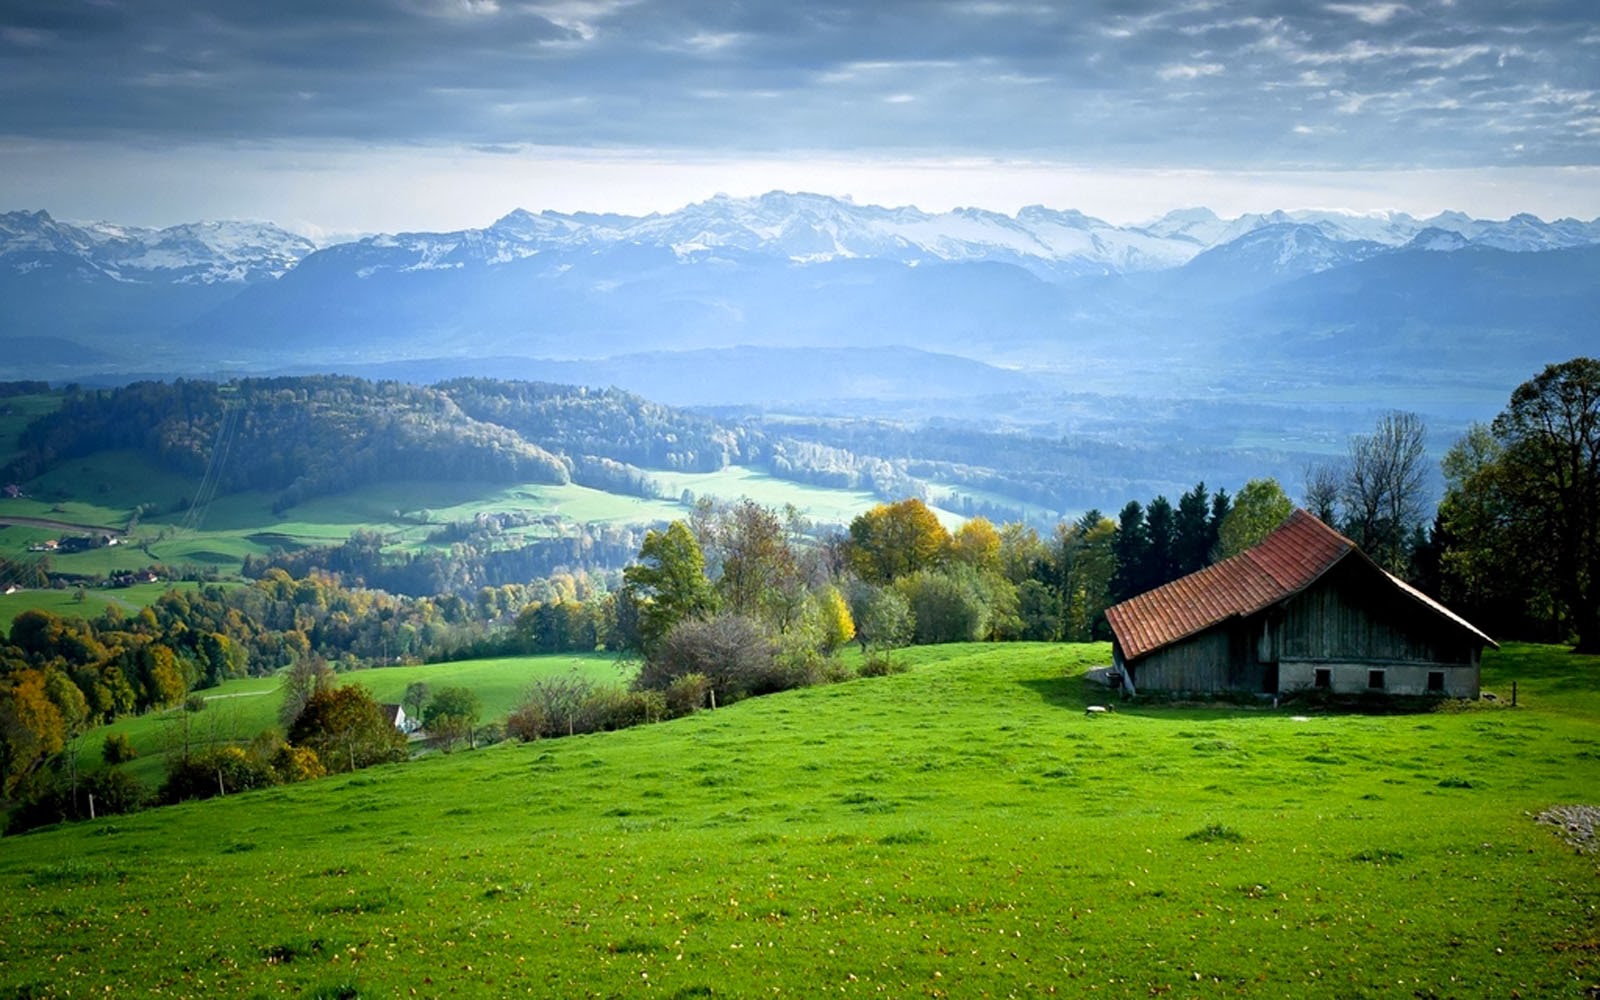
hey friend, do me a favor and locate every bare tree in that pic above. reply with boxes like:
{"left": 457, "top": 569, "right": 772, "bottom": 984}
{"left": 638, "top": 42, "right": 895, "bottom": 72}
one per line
{"left": 1302, "top": 461, "right": 1344, "bottom": 525}
{"left": 1341, "top": 411, "right": 1428, "bottom": 572}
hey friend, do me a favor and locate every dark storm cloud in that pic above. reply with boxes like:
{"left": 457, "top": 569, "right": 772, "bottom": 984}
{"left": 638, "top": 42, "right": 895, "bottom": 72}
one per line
{"left": 1, "top": 0, "right": 1595, "bottom": 168}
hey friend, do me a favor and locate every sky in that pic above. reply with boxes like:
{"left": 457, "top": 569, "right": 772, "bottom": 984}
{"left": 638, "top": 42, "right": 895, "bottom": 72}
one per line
{"left": 2, "top": 0, "right": 1598, "bottom": 236}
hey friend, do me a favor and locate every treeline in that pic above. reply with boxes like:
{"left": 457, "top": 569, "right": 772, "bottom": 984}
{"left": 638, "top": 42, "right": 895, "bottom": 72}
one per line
{"left": 439, "top": 378, "right": 753, "bottom": 473}
{"left": 4, "top": 377, "right": 570, "bottom": 511}
{"left": 242, "top": 524, "right": 638, "bottom": 597}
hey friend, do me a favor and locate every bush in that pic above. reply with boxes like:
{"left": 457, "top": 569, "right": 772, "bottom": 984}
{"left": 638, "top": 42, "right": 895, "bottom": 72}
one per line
{"left": 662, "top": 672, "right": 712, "bottom": 717}
{"left": 4, "top": 768, "right": 150, "bottom": 835}
{"left": 507, "top": 677, "right": 663, "bottom": 740}
{"left": 270, "top": 743, "right": 325, "bottom": 783}
{"left": 859, "top": 653, "right": 909, "bottom": 677}
{"left": 101, "top": 731, "right": 137, "bottom": 765}
{"left": 160, "top": 746, "right": 278, "bottom": 804}
{"left": 635, "top": 613, "right": 798, "bottom": 704}
{"left": 82, "top": 768, "right": 149, "bottom": 817}
{"left": 184, "top": 693, "right": 208, "bottom": 713}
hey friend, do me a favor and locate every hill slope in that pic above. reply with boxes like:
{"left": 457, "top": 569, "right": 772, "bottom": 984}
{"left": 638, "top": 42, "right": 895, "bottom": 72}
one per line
{"left": 0, "top": 642, "right": 1594, "bottom": 997}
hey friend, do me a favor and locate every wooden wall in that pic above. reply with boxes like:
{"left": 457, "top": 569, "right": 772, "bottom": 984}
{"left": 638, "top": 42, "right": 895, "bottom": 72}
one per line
{"left": 1278, "top": 561, "right": 1474, "bottom": 666}
{"left": 1127, "top": 557, "right": 1482, "bottom": 695}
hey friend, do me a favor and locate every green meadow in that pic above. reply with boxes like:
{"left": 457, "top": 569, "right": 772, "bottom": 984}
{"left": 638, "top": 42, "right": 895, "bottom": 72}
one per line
{"left": 70, "top": 653, "right": 628, "bottom": 789}
{"left": 3, "top": 456, "right": 948, "bottom": 583}
{"left": 1, "top": 642, "right": 1596, "bottom": 998}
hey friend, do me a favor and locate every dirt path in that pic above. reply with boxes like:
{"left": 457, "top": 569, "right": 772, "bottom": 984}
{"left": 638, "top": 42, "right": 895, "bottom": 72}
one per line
{"left": 0, "top": 515, "right": 123, "bottom": 537}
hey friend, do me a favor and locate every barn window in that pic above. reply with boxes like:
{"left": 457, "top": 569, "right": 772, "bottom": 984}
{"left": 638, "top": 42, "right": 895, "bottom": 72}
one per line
{"left": 1314, "top": 668, "right": 1331, "bottom": 689}
{"left": 1367, "top": 669, "right": 1385, "bottom": 690}
{"left": 1427, "top": 671, "right": 1445, "bottom": 693}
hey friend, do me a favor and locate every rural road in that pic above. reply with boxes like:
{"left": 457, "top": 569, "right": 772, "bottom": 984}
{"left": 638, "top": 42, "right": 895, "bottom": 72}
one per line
{"left": 0, "top": 515, "right": 122, "bottom": 536}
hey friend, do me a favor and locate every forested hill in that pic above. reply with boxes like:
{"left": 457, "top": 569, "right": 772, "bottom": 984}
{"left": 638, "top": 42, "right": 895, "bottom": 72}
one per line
{"left": 437, "top": 378, "right": 753, "bottom": 472}
{"left": 3, "top": 377, "right": 572, "bottom": 510}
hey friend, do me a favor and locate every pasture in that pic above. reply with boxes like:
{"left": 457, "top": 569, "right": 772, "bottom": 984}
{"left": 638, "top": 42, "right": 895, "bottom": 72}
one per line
{"left": 1, "top": 642, "right": 1596, "bottom": 997}
{"left": 2, "top": 453, "right": 938, "bottom": 581}
{"left": 70, "top": 652, "right": 628, "bottom": 788}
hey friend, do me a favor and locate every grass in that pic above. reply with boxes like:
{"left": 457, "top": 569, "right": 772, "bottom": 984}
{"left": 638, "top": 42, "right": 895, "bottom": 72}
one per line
{"left": 1, "top": 641, "right": 1596, "bottom": 997}
{"left": 69, "top": 652, "right": 630, "bottom": 788}
{"left": 4, "top": 459, "right": 935, "bottom": 581}
{"left": 0, "top": 581, "right": 234, "bottom": 632}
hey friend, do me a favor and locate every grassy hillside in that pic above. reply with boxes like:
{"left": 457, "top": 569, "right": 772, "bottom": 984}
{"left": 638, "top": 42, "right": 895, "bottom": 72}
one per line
{"left": 70, "top": 652, "right": 627, "bottom": 789}
{"left": 1, "top": 642, "right": 1596, "bottom": 997}
{"left": 2, "top": 459, "right": 939, "bottom": 585}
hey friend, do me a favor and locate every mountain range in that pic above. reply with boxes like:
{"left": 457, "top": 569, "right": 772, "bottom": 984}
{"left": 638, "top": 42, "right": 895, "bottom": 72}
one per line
{"left": 2, "top": 193, "right": 1596, "bottom": 404}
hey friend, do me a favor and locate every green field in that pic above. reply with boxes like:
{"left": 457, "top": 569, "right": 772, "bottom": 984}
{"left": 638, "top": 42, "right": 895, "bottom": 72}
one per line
{"left": 2, "top": 642, "right": 1596, "bottom": 997}
{"left": 0, "top": 581, "right": 235, "bottom": 632}
{"left": 3, "top": 456, "right": 949, "bottom": 585}
{"left": 70, "top": 652, "right": 629, "bottom": 788}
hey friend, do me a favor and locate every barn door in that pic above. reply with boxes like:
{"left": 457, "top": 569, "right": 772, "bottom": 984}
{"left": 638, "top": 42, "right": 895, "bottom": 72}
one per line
{"left": 1262, "top": 663, "right": 1279, "bottom": 694}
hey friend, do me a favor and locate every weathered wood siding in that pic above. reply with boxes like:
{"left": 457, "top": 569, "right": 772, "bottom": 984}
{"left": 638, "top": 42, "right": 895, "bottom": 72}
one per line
{"left": 1277, "top": 561, "right": 1473, "bottom": 666}
{"left": 1128, "top": 620, "right": 1271, "bottom": 693}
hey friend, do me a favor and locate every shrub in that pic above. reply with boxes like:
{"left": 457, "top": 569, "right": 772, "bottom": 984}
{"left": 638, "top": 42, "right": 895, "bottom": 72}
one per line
{"left": 635, "top": 613, "right": 797, "bottom": 703}
{"left": 4, "top": 768, "right": 150, "bottom": 834}
{"left": 270, "top": 743, "right": 326, "bottom": 783}
{"left": 101, "top": 731, "right": 137, "bottom": 765}
{"left": 509, "top": 673, "right": 597, "bottom": 740}
{"left": 81, "top": 768, "right": 149, "bottom": 817}
{"left": 662, "top": 672, "right": 712, "bottom": 717}
{"left": 184, "top": 693, "right": 208, "bottom": 713}
{"left": 160, "top": 745, "right": 278, "bottom": 804}
{"left": 859, "top": 652, "right": 909, "bottom": 677}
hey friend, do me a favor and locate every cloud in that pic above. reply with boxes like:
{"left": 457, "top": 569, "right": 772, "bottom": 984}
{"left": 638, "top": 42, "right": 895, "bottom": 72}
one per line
{"left": 1158, "top": 62, "right": 1225, "bottom": 81}
{"left": 0, "top": 0, "right": 1595, "bottom": 184}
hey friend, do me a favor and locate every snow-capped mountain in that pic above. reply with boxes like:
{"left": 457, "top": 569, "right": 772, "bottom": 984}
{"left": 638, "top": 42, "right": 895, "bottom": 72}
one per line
{"left": 4, "top": 196, "right": 1597, "bottom": 290}
{"left": 0, "top": 210, "right": 316, "bottom": 285}
{"left": 2, "top": 193, "right": 1596, "bottom": 383}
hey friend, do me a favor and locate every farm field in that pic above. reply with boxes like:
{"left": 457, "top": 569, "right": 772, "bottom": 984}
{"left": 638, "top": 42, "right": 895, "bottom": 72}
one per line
{"left": 1, "top": 642, "right": 1596, "bottom": 997}
{"left": 0, "top": 581, "right": 234, "bottom": 632}
{"left": 70, "top": 652, "right": 628, "bottom": 789}
{"left": 3, "top": 456, "right": 940, "bottom": 582}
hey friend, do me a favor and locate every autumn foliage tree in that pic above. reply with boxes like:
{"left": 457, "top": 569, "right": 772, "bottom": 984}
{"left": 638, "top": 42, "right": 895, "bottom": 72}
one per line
{"left": 287, "top": 685, "right": 406, "bottom": 774}
{"left": 846, "top": 498, "right": 951, "bottom": 584}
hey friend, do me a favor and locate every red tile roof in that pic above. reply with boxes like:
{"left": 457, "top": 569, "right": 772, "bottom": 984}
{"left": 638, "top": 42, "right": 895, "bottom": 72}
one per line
{"left": 1105, "top": 508, "right": 1494, "bottom": 661}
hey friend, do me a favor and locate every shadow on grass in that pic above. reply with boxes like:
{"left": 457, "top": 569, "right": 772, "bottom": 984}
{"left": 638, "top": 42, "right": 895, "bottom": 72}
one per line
{"left": 1482, "top": 643, "right": 1600, "bottom": 699}
{"left": 1018, "top": 674, "right": 1485, "bottom": 718}
{"left": 1016, "top": 675, "right": 1091, "bottom": 711}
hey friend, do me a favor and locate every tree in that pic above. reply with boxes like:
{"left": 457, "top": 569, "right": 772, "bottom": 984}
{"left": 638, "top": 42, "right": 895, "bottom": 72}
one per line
{"left": 1302, "top": 461, "right": 1343, "bottom": 526}
{"left": 702, "top": 500, "right": 803, "bottom": 630}
{"left": 621, "top": 521, "right": 718, "bottom": 655}
{"left": 1217, "top": 478, "right": 1293, "bottom": 558}
{"left": 402, "top": 681, "right": 430, "bottom": 722}
{"left": 845, "top": 580, "right": 914, "bottom": 654}
{"left": 896, "top": 568, "right": 990, "bottom": 645}
{"left": 950, "top": 517, "right": 1002, "bottom": 575}
{"left": 1109, "top": 501, "right": 1150, "bottom": 601}
{"left": 277, "top": 654, "right": 336, "bottom": 729}
{"left": 1341, "top": 411, "right": 1429, "bottom": 573}
{"left": 814, "top": 585, "right": 855, "bottom": 653}
{"left": 1144, "top": 495, "right": 1177, "bottom": 587}
{"left": 1442, "top": 358, "right": 1600, "bottom": 650}
{"left": 1172, "top": 483, "right": 1214, "bottom": 576}
{"left": 846, "top": 499, "right": 951, "bottom": 584}
{"left": 635, "top": 613, "right": 785, "bottom": 703}
{"left": 422, "top": 686, "right": 480, "bottom": 752}
{"left": 1054, "top": 511, "right": 1116, "bottom": 641}
{"left": 0, "top": 669, "right": 66, "bottom": 796}
{"left": 287, "top": 684, "right": 407, "bottom": 773}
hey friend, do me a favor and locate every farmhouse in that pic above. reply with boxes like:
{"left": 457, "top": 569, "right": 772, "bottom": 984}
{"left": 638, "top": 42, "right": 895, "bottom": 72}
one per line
{"left": 1104, "top": 509, "right": 1495, "bottom": 698}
